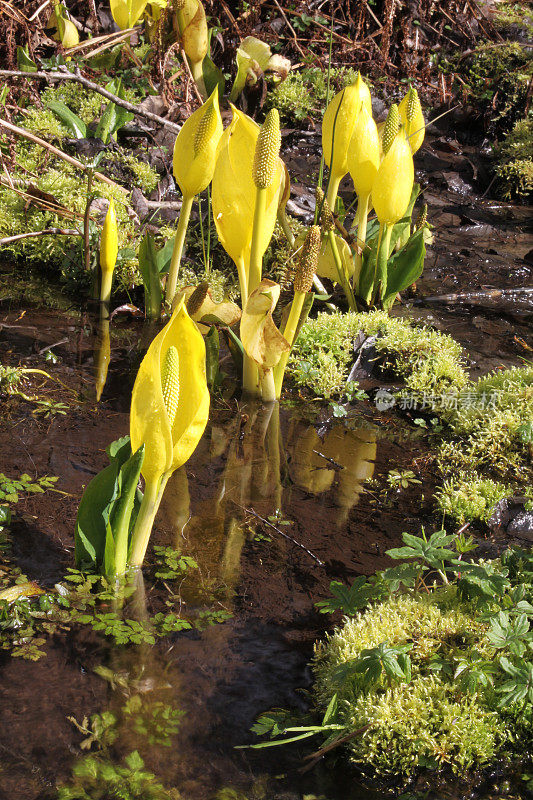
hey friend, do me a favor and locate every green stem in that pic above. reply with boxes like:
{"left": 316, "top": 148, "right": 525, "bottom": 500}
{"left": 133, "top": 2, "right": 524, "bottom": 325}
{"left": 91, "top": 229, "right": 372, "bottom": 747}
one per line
{"left": 236, "top": 256, "right": 248, "bottom": 303}
{"left": 373, "top": 223, "right": 392, "bottom": 307}
{"left": 248, "top": 186, "right": 267, "bottom": 296}
{"left": 353, "top": 193, "right": 369, "bottom": 293}
{"left": 128, "top": 473, "right": 170, "bottom": 569}
{"left": 273, "top": 290, "right": 305, "bottom": 399}
{"left": 190, "top": 60, "right": 207, "bottom": 100}
{"left": 328, "top": 230, "right": 356, "bottom": 311}
{"left": 99, "top": 269, "right": 113, "bottom": 319}
{"left": 165, "top": 194, "right": 194, "bottom": 307}
{"left": 277, "top": 208, "right": 295, "bottom": 248}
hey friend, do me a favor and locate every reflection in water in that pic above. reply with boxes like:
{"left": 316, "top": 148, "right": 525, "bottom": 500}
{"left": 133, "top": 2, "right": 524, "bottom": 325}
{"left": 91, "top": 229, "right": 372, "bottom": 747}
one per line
{"left": 94, "top": 317, "right": 110, "bottom": 402}
{"left": 287, "top": 422, "right": 377, "bottom": 525}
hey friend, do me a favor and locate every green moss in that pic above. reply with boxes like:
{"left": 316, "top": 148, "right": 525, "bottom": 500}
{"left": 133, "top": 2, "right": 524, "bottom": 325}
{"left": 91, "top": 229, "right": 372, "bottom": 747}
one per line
{"left": 313, "top": 595, "right": 503, "bottom": 776}
{"left": 493, "top": 0, "right": 533, "bottom": 38}
{"left": 267, "top": 67, "right": 365, "bottom": 122}
{"left": 437, "top": 366, "right": 533, "bottom": 483}
{"left": 0, "top": 138, "right": 138, "bottom": 291}
{"left": 289, "top": 311, "right": 467, "bottom": 399}
{"left": 116, "top": 151, "right": 160, "bottom": 193}
{"left": 435, "top": 476, "right": 512, "bottom": 524}
{"left": 495, "top": 118, "right": 533, "bottom": 199}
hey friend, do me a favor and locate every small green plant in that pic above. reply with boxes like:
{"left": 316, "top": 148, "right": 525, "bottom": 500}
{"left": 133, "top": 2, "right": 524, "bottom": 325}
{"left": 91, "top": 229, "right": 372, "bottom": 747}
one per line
{"left": 387, "top": 469, "right": 422, "bottom": 490}
{"left": 247, "top": 529, "right": 533, "bottom": 780}
{"left": 57, "top": 751, "right": 173, "bottom": 800}
{"left": 435, "top": 476, "right": 512, "bottom": 523}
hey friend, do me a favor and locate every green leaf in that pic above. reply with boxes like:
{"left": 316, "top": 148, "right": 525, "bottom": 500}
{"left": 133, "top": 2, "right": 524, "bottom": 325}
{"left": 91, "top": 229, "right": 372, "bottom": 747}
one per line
{"left": 138, "top": 234, "right": 163, "bottom": 320}
{"left": 16, "top": 45, "right": 38, "bottom": 73}
{"left": 205, "top": 325, "right": 220, "bottom": 391}
{"left": 75, "top": 438, "right": 143, "bottom": 573}
{"left": 46, "top": 100, "right": 87, "bottom": 139}
{"left": 315, "top": 576, "right": 377, "bottom": 615}
{"left": 202, "top": 53, "right": 225, "bottom": 97}
{"left": 382, "top": 228, "right": 426, "bottom": 311}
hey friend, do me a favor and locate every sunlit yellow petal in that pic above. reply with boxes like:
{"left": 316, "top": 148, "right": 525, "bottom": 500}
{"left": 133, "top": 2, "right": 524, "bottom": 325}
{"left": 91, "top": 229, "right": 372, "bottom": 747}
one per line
{"left": 347, "top": 103, "right": 380, "bottom": 199}
{"left": 322, "top": 74, "right": 372, "bottom": 180}
{"left": 372, "top": 133, "right": 414, "bottom": 225}
{"left": 173, "top": 86, "right": 223, "bottom": 197}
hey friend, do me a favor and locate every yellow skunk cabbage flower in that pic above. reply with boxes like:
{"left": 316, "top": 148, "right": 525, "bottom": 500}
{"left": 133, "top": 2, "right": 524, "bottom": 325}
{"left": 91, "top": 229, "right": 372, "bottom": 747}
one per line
{"left": 175, "top": 0, "right": 208, "bottom": 96}
{"left": 372, "top": 133, "right": 414, "bottom": 226}
{"left": 173, "top": 86, "right": 223, "bottom": 198}
{"left": 129, "top": 296, "right": 210, "bottom": 567}
{"left": 322, "top": 73, "right": 372, "bottom": 207}
{"left": 165, "top": 87, "right": 223, "bottom": 306}
{"left": 130, "top": 296, "right": 209, "bottom": 485}
{"left": 110, "top": 0, "right": 148, "bottom": 28}
{"left": 347, "top": 102, "right": 380, "bottom": 199}
{"left": 47, "top": 4, "right": 80, "bottom": 47}
{"left": 398, "top": 87, "right": 425, "bottom": 154}
{"left": 99, "top": 199, "right": 119, "bottom": 313}
{"left": 212, "top": 107, "right": 283, "bottom": 300}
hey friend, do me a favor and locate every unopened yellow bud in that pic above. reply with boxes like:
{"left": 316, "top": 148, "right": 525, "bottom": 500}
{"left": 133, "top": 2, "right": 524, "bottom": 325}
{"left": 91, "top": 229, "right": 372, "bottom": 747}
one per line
{"left": 294, "top": 226, "right": 320, "bottom": 293}
{"left": 322, "top": 73, "right": 372, "bottom": 182}
{"left": 382, "top": 104, "right": 399, "bottom": 155}
{"left": 161, "top": 345, "right": 180, "bottom": 428}
{"left": 372, "top": 135, "right": 414, "bottom": 226}
{"left": 100, "top": 199, "right": 118, "bottom": 274}
{"left": 253, "top": 109, "right": 281, "bottom": 189}
{"left": 347, "top": 102, "right": 380, "bottom": 199}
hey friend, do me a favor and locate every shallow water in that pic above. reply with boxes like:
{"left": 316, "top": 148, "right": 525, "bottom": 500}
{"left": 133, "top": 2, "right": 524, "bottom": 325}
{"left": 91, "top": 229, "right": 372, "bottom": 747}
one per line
{"left": 0, "top": 119, "right": 531, "bottom": 798}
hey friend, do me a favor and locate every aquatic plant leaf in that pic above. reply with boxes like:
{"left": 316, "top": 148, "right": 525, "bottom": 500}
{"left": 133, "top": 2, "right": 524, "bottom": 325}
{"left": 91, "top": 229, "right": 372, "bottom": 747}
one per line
{"left": 75, "top": 438, "right": 144, "bottom": 571}
{"left": 130, "top": 297, "right": 210, "bottom": 484}
{"left": 240, "top": 280, "right": 289, "bottom": 369}
{"left": 230, "top": 36, "right": 271, "bottom": 101}
{"left": 382, "top": 228, "right": 426, "bottom": 310}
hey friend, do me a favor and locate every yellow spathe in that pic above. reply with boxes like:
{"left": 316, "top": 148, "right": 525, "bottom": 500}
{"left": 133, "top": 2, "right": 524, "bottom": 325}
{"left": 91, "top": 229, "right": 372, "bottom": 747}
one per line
{"left": 372, "top": 133, "right": 414, "bottom": 225}
{"left": 130, "top": 297, "right": 210, "bottom": 484}
{"left": 172, "top": 86, "right": 223, "bottom": 198}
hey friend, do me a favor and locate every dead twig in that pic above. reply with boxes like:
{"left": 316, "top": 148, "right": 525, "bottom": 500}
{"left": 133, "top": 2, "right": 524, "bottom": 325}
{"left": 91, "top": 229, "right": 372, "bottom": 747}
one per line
{"left": 238, "top": 504, "right": 325, "bottom": 567}
{"left": 0, "top": 69, "right": 181, "bottom": 133}
{"left": 0, "top": 228, "right": 80, "bottom": 245}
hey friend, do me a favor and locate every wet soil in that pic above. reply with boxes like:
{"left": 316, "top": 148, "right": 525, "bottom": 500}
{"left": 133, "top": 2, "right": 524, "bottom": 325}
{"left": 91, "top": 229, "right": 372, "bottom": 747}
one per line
{"left": 0, "top": 119, "right": 531, "bottom": 799}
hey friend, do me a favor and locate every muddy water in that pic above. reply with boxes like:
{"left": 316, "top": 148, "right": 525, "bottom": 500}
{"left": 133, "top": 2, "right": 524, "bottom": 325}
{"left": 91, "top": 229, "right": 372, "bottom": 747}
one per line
{"left": 0, "top": 123, "right": 531, "bottom": 799}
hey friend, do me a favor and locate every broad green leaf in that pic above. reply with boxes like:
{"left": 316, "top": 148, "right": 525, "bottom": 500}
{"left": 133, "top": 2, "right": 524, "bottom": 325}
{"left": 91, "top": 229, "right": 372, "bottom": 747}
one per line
{"left": 47, "top": 100, "right": 87, "bottom": 139}
{"left": 382, "top": 228, "right": 426, "bottom": 311}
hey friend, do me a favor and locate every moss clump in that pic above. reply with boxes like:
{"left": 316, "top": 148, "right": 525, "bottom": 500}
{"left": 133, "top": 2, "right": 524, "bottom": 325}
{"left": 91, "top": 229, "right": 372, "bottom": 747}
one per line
{"left": 445, "top": 43, "right": 532, "bottom": 132}
{"left": 313, "top": 595, "right": 503, "bottom": 776}
{"left": 267, "top": 67, "right": 364, "bottom": 122}
{"left": 0, "top": 139, "right": 137, "bottom": 290}
{"left": 495, "top": 118, "right": 533, "bottom": 199}
{"left": 289, "top": 310, "right": 467, "bottom": 400}
{"left": 115, "top": 151, "right": 160, "bottom": 193}
{"left": 438, "top": 366, "right": 533, "bottom": 484}
{"left": 435, "top": 476, "right": 512, "bottom": 523}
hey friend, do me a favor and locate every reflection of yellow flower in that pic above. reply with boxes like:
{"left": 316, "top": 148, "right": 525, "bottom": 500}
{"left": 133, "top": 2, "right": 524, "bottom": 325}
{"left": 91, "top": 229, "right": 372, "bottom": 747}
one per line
{"left": 110, "top": 0, "right": 148, "bottom": 28}
{"left": 372, "top": 134, "right": 414, "bottom": 226}
{"left": 173, "top": 86, "right": 223, "bottom": 198}
{"left": 212, "top": 107, "right": 282, "bottom": 299}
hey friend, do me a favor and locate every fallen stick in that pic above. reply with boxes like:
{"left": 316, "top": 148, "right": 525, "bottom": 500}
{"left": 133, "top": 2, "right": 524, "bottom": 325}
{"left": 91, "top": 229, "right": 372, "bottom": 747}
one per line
{"left": 0, "top": 117, "right": 128, "bottom": 194}
{"left": 238, "top": 504, "right": 325, "bottom": 566}
{"left": 0, "top": 228, "right": 80, "bottom": 245}
{"left": 0, "top": 69, "right": 181, "bottom": 133}
{"left": 419, "top": 287, "right": 533, "bottom": 304}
